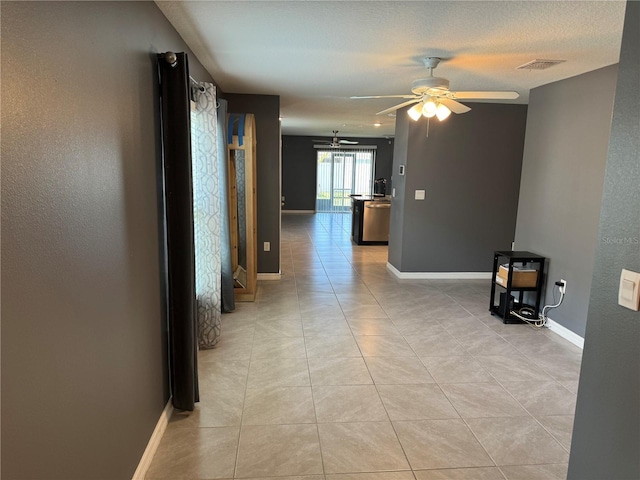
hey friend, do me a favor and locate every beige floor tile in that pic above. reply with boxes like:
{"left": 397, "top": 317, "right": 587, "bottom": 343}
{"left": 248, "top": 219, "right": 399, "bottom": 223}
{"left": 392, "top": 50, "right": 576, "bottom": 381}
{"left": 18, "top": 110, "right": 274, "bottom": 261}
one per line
{"left": 336, "top": 292, "right": 379, "bottom": 306}
{"left": 455, "top": 333, "right": 519, "bottom": 356}
{"left": 145, "top": 426, "right": 239, "bottom": 479}
{"left": 473, "top": 355, "right": 554, "bottom": 383}
{"left": 242, "top": 476, "right": 324, "bottom": 480}
{"left": 247, "top": 357, "right": 311, "bottom": 388}
{"left": 302, "top": 318, "right": 352, "bottom": 336}
{"left": 500, "top": 381, "right": 576, "bottom": 417}
{"left": 530, "top": 352, "right": 583, "bottom": 382}
{"left": 499, "top": 463, "right": 568, "bottom": 480}
{"left": 440, "top": 317, "right": 492, "bottom": 337}
{"left": 439, "top": 382, "right": 528, "bottom": 418}
{"left": 318, "top": 422, "right": 410, "bottom": 473}
{"left": 242, "top": 386, "right": 316, "bottom": 425}
{"left": 308, "top": 357, "right": 373, "bottom": 385}
{"left": 313, "top": 385, "right": 388, "bottom": 422}
{"left": 405, "top": 332, "right": 466, "bottom": 357}
{"left": 365, "top": 356, "right": 435, "bottom": 385}
{"left": 198, "top": 339, "right": 253, "bottom": 361}
{"left": 390, "top": 317, "right": 444, "bottom": 336}
{"left": 377, "top": 384, "right": 459, "bottom": 421}
{"left": 537, "top": 414, "right": 574, "bottom": 450}
{"left": 326, "top": 474, "right": 413, "bottom": 480}
{"left": 300, "top": 302, "right": 345, "bottom": 318}
{"left": 341, "top": 304, "right": 389, "bottom": 319}
{"left": 466, "top": 417, "right": 569, "bottom": 466}
{"left": 347, "top": 318, "right": 400, "bottom": 336}
{"left": 236, "top": 424, "right": 323, "bottom": 477}
{"left": 170, "top": 388, "right": 245, "bottom": 428}
{"left": 421, "top": 356, "right": 494, "bottom": 384}
{"left": 199, "top": 359, "right": 250, "bottom": 391}
{"left": 305, "top": 335, "right": 361, "bottom": 357}
{"left": 393, "top": 419, "right": 494, "bottom": 470}
{"left": 354, "top": 334, "right": 416, "bottom": 357}
{"left": 254, "top": 318, "right": 304, "bottom": 338}
{"left": 413, "top": 467, "right": 505, "bottom": 479}
{"left": 251, "top": 336, "right": 308, "bottom": 358}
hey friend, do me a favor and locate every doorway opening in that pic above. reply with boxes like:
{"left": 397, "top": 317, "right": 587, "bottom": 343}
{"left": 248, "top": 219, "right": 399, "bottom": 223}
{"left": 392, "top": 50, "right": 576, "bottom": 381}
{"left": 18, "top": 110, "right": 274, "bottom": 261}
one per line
{"left": 315, "top": 148, "right": 376, "bottom": 213}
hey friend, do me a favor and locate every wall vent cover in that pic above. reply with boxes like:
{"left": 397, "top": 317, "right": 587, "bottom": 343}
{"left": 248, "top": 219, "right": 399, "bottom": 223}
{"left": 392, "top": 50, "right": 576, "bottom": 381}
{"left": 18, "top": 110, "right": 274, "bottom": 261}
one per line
{"left": 516, "top": 59, "right": 566, "bottom": 70}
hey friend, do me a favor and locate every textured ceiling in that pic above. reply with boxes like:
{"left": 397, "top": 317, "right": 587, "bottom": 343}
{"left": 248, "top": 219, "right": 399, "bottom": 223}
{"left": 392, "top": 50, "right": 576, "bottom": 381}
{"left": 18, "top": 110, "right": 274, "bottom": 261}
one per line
{"left": 156, "top": 1, "right": 625, "bottom": 138}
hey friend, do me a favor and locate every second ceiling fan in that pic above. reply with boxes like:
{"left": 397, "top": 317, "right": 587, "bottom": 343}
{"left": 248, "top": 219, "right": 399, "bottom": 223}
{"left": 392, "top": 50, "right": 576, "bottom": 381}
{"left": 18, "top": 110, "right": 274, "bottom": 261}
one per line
{"left": 351, "top": 57, "right": 519, "bottom": 121}
{"left": 313, "top": 130, "right": 359, "bottom": 148}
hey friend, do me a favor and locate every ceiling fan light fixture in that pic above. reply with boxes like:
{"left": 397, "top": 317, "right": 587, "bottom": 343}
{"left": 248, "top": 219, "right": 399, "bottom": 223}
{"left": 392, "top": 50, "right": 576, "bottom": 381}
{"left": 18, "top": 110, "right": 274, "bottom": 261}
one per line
{"left": 422, "top": 97, "right": 438, "bottom": 117}
{"left": 407, "top": 102, "right": 424, "bottom": 121}
{"left": 436, "top": 103, "right": 451, "bottom": 121}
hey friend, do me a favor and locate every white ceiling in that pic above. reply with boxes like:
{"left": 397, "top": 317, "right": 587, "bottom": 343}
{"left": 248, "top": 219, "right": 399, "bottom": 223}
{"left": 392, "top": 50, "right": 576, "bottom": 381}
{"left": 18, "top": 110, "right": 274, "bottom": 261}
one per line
{"left": 156, "top": 1, "right": 626, "bottom": 138}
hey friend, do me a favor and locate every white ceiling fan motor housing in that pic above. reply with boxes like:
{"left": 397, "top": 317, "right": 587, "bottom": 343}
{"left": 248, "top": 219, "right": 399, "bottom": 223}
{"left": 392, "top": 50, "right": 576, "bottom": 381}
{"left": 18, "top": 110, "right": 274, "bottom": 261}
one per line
{"left": 411, "top": 77, "right": 450, "bottom": 95}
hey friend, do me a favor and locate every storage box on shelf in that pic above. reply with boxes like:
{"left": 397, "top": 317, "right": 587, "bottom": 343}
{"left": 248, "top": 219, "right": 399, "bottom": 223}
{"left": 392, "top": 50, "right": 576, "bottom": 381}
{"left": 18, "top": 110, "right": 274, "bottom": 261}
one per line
{"left": 489, "top": 251, "right": 546, "bottom": 324}
{"left": 495, "top": 264, "right": 538, "bottom": 288}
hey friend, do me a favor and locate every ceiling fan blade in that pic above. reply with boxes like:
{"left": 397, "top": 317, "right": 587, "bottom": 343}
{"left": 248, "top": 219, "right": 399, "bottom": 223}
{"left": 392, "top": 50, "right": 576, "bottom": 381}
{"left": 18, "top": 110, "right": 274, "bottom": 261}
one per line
{"left": 437, "top": 97, "right": 471, "bottom": 114}
{"left": 351, "top": 94, "right": 420, "bottom": 100}
{"left": 339, "top": 140, "right": 359, "bottom": 144}
{"left": 376, "top": 99, "right": 420, "bottom": 116}
{"left": 451, "top": 91, "right": 519, "bottom": 100}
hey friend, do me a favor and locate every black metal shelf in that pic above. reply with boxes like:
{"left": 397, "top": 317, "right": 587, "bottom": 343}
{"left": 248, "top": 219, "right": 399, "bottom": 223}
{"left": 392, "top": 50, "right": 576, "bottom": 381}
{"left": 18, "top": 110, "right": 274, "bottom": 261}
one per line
{"left": 489, "top": 250, "right": 546, "bottom": 324}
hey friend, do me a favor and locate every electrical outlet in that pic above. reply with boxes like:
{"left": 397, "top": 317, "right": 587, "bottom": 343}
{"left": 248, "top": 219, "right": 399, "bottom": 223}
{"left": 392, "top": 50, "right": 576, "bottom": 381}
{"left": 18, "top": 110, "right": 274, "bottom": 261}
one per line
{"left": 560, "top": 279, "right": 567, "bottom": 294}
{"left": 264, "top": 241, "right": 270, "bottom": 252}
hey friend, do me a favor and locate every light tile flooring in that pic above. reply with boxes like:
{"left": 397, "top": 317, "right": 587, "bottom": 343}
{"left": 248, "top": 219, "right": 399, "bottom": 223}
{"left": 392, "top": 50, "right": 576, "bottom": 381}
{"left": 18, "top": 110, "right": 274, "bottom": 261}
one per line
{"left": 146, "top": 213, "right": 583, "bottom": 480}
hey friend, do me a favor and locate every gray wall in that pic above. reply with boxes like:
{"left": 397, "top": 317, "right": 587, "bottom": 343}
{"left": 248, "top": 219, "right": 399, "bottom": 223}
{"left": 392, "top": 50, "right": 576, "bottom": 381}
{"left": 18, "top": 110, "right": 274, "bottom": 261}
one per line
{"left": 389, "top": 103, "right": 527, "bottom": 272}
{"left": 1, "top": 2, "right": 213, "bottom": 478}
{"left": 514, "top": 65, "right": 618, "bottom": 337}
{"left": 226, "top": 94, "right": 281, "bottom": 274}
{"left": 281, "top": 135, "right": 395, "bottom": 211}
{"left": 569, "top": 2, "right": 640, "bottom": 478}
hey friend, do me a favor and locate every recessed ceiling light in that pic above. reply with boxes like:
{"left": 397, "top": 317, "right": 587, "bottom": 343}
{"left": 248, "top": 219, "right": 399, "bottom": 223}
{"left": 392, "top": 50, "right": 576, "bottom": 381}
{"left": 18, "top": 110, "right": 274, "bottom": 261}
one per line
{"left": 374, "top": 123, "right": 381, "bottom": 127}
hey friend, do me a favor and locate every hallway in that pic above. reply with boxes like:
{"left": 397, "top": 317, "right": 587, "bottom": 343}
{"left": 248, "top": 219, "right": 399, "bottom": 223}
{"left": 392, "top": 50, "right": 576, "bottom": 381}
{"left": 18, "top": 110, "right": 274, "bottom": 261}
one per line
{"left": 146, "top": 213, "right": 581, "bottom": 480}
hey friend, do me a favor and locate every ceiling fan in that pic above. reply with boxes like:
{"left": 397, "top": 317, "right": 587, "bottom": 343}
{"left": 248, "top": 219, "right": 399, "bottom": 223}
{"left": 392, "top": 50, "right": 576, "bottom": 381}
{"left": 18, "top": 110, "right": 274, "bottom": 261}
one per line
{"left": 351, "top": 57, "right": 519, "bottom": 122}
{"left": 313, "top": 130, "right": 359, "bottom": 148}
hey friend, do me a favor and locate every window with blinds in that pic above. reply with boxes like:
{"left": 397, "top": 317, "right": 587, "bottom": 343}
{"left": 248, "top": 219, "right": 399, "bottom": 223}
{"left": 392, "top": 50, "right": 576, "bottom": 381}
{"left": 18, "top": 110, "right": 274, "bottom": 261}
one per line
{"left": 315, "top": 147, "right": 376, "bottom": 213}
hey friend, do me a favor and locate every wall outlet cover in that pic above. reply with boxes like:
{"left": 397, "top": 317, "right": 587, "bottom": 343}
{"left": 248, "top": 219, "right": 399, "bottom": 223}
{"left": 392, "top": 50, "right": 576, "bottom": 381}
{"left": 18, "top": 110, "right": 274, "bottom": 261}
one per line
{"left": 415, "top": 190, "right": 426, "bottom": 200}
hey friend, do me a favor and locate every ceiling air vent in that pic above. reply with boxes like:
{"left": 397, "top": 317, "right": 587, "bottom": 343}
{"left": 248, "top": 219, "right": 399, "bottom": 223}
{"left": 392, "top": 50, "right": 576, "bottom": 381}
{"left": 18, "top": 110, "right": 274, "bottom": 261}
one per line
{"left": 516, "top": 59, "right": 566, "bottom": 71}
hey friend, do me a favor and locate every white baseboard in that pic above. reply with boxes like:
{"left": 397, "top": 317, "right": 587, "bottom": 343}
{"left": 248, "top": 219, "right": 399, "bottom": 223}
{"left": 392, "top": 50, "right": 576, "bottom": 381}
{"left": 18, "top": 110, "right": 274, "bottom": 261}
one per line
{"left": 387, "top": 263, "right": 492, "bottom": 280}
{"left": 546, "top": 317, "right": 584, "bottom": 349}
{"left": 257, "top": 272, "right": 282, "bottom": 281}
{"left": 282, "top": 210, "right": 315, "bottom": 214}
{"left": 131, "top": 398, "right": 173, "bottom": 480}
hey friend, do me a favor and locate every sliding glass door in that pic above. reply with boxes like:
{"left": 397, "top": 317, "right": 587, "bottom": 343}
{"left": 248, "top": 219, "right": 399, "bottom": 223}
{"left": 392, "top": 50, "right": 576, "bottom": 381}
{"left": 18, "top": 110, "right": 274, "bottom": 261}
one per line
{"left": 316, "top": 148, "right": 375, "bottom": 213}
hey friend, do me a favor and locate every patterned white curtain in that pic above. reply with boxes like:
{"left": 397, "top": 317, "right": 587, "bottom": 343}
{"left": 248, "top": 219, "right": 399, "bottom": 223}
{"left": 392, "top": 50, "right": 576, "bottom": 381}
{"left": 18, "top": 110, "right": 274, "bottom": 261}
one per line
{"left": 190, "top": 83, "right": 221, "bottom": 349}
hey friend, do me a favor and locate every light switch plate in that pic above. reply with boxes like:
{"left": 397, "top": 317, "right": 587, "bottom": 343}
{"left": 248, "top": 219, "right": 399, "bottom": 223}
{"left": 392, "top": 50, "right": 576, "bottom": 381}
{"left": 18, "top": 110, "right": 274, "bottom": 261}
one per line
{"left": 618, "top": 269, "right": 640, "bottom": 311}
{"left": 415, "top": 190, "right": 426, "bottom": 200}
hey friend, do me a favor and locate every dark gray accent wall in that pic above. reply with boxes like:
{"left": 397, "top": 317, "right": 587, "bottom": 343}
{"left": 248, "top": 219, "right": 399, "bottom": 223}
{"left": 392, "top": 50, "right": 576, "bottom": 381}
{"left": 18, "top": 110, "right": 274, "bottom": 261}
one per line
{"left": 226, "top": 94, "right": 281, "bottom": 273}
{"left": 514, "top": 65, "right": 618, "bottom": 337}
{"left": 1, "top": 2, "right": 213, "bottom": 479}
{"left": 388, "top": 117, "right": 410, "bottom": 269}
{"left": 281, "top": 135, "right": 395, "bottom": 211}
{"left": 388, "top": 104, "right": 527, "bottom": 272}
{"left": 568, "top": 2, "right": 640, "bottom": 478}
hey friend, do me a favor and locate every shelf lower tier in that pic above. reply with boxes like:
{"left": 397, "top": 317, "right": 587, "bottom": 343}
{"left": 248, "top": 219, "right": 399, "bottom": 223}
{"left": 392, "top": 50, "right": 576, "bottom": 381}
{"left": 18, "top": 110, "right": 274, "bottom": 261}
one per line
{"left": 489, "top": 303, "right": 539, "bottom": 324}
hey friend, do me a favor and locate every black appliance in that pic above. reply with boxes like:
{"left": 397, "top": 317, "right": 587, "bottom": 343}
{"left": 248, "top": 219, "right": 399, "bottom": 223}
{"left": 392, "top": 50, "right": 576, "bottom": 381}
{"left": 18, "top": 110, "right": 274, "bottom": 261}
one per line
{"left": 373, "top": 178, "right": 386, "bottom": 196}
